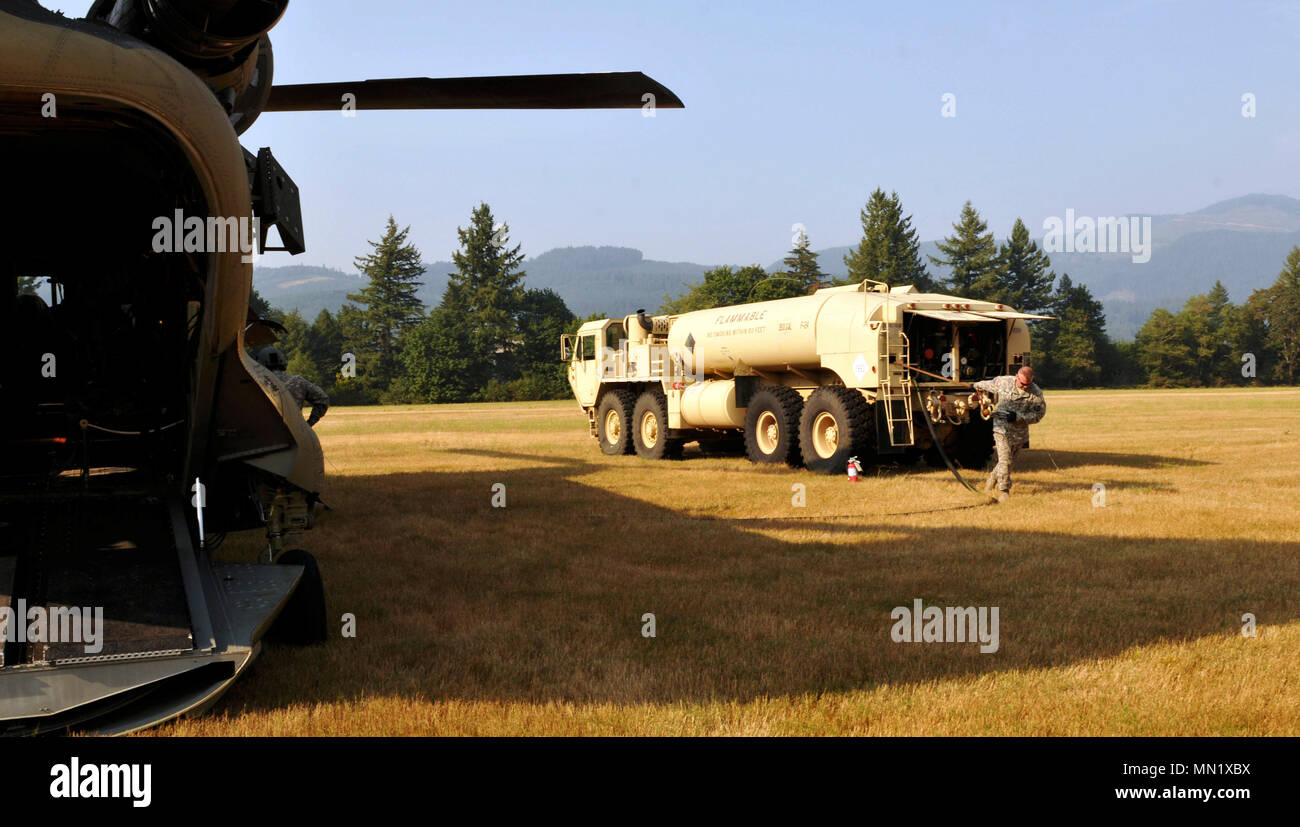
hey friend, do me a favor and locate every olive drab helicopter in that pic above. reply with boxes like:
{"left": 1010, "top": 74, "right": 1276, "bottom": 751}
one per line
{"left": 0, "top": 0, "right": 682, "bottom": 734}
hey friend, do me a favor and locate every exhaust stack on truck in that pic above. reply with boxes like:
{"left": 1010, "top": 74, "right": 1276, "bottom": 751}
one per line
{"left": 561, "top": 280, "right": 1049, "bottom": 473}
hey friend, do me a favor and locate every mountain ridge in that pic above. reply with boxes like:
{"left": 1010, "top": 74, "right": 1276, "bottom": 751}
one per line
{"left": 255, "top": 193, "right": 1300, "bottom": 339}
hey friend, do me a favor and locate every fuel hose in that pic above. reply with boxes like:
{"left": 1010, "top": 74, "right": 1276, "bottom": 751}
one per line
{"left": 904, "top": 365, "right": 986, "bottom": 497}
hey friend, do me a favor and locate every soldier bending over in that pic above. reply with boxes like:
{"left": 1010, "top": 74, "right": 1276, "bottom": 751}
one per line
{"left": 972, "top": 365, "right": 1045, "bottom": 503}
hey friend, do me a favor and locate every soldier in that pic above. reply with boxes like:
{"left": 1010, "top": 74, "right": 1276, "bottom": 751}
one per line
{"left": 254, "top": 346, "right": 330, "bottom": 427}
{"left": 972, "top": 365, "right": 1045, "bottom": 503}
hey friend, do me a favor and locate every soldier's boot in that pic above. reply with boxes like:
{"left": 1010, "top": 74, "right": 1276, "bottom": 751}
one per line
{"left": 995, "top": 490, "right": 1009, "bottom": 504}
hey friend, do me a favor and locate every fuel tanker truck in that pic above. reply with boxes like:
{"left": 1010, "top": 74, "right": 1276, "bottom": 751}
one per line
{"left": 561, "top": 280, "right": 1050, "bottom": 473}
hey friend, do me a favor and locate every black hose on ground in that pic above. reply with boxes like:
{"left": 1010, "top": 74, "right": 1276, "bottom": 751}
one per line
{"left": 918, "top": 402, "right": 986, "bottom": 497}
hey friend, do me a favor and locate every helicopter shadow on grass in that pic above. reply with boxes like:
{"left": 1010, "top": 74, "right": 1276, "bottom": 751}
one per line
{"left": 218, "top": 448, "right": 1297, "bottom": 716}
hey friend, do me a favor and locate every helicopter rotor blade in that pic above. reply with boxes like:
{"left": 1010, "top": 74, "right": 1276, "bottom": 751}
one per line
{"left": 264, "top": 71, "right": 683, "bottom": 112}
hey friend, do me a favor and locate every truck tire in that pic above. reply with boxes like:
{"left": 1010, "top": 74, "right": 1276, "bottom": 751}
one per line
{"left": 744, "top": 385, "right": 803, "bottom": 466}
{"left": 633, "top": 390, "right": 683, "bottom": 460}
{"left": 597, "top": 389, "right": 637, "bottom": 455}
{"left": 798, "top": 386, "right": 872, "bottom": 474}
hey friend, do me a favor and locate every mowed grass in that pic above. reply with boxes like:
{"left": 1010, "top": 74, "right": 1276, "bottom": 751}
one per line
{"left": 153, "top": 388, "right": 1300, "bottom": 736}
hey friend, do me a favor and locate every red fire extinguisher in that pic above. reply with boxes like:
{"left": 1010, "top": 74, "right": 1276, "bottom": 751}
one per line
{"left": 847, "top": 456, "right": 863, "bottom": 482}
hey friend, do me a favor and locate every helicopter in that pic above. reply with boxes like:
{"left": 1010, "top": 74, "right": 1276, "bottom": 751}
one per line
{"left": 0, "top": 0, "right": 682, "bottom": 734}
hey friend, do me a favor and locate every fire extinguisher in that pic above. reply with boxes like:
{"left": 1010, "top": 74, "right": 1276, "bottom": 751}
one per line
{"left": 847, "top": 456, "right": 863, "bottom": 482}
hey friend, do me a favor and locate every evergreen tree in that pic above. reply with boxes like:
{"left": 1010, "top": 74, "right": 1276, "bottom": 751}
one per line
{"left": 1254, "top": 246, "right": 1300, "bottom": 384}
{"left": 1036, "top": 275, "right": 1110, "bottom": 387}
{"left": 335, "top": 302, "right": 380, "bottom": 403}
{"left": 1110, "top": 340, "right": 1147, "bottom": 386}
{"left": 285, "top": 350, "right": 324, "bottom": 386}
{"left": 515, "top": 288, "right": 577, "bottom": 399}
{"left": 277, "top": 310, "right": 310, "bottom": 360}
{"left": 660, "top": 265, "right": 785, "bottom": 313}
{"left": 1239, "top": 288, "right": 1274, "bottom": 385}
{"left": 1134, "top": 308, "right": 1196, "bottom": 387}
{"left": 1180, "top": 281, "right": 1240, "bottom": 386}
{"left": 992, "top": 218, "right": 1055, "bottom": 313}
{"left": 305, "top": 309, "right": 345, "bottom": 389}
{"left": 929, "top": 200, "right": 1002, "bottom": 298}
{"left": 843, "top": 189, "right": 938, "bottom": 291}
{"left": 777, "top": 228, "right": 825, "bottom": 293}
{"left": 401, "top": 308, "right": 478, "bottom": 403}
{"left": 347, "top": 216, "right": 426, "bottom": 390}
{"left": 442, "top": 203, "right": 527, "bottom": 387}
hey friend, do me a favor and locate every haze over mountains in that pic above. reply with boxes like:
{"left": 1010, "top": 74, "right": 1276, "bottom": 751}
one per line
{"left": 254, "top": 194, "right": 1300, "bottom": 340}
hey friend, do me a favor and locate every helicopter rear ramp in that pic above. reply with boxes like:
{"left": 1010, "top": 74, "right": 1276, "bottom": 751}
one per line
{"left": 0, "top": 490, "right": 303, "bottom": 735}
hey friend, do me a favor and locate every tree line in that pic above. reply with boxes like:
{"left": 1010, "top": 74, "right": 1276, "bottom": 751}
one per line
{"left": 258, "top": 193, "right": 1300, "bottom": 403}
{"left": 657, "top": 189, "right": 1300, "bottom": 387}
{"left": 254, "top": 204, "right": 578, "bottom": 405}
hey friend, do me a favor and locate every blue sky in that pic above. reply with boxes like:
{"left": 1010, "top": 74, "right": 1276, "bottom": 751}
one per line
{"left": 69, "top": 0, "right": 1300, "bottom": 269}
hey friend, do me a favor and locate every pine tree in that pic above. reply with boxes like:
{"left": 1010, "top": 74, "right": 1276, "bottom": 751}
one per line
{"left": 334, "top": 303, "right": 378, "bottom": 403}
{"left": 1036, "top": 275, "right": 1111, "bottom": 387}
{"left": 777, "top": 228, "right": 825, "bottom": 293}
{"left": 347, "top": 216, "right": 426, "bottom": 390}
{"left": 993, "top": 218, "right": 1055, "bottom": 313}
{"left": 1256, "top": 246, "right": 1300, "bottom": 384}
{"left": 1239, "top": 288, "right": 1274, "bottom": 385}
{"left": 929, "top": 200, "right": 1002, "bottom": 298}
{"left": 843, "top": 189, "right": 937, "bottom": 291}
{"left": 1135, "top": 308, "right": 1196, "bottom": 387}
{"left": 401, "top": 308, "right": 478, "bottom": 403}
{"left": 277, "top": 310, "right": 309, "bottom": 359}
{"left": 441, "top": 203, "right": 527, "bottom": 387}
{"left": 659, "top": 265, "right": 788, "bottom": 314}
{"left": 1180, "top": 281, "right": 1239, "bottom": 386}
{"left": 515, "top": 288, "right": 577, "bottom": 399}
{"left": 305, "top": 309, "right": 344, "bottom": 389}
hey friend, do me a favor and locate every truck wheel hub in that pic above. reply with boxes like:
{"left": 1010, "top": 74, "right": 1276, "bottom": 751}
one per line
{"left": 604, "top": 410, "right": 622, "bottom": 442}
{"left": 812, "top": 412, "right": 839, "bottom": 458}
{"left": 640, "top": 412, "right": 659, "bottom": 447}
{"left": 756, "top": 410, "right": 780, "bottom": 454}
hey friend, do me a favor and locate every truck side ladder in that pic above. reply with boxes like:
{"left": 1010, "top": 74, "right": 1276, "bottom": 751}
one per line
{"left": 879, "top": 303, "right": 915, "bottom": 447}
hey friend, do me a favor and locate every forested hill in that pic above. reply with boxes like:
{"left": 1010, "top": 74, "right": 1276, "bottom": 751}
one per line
{"left": 254, "top": 246, "right": 713, "bottom": 322}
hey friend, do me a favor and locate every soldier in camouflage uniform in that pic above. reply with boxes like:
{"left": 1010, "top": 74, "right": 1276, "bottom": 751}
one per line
{"left": 254, "top": 346, "right": 330, "bottom": 427}
{"left": 972, "top": 365, "right": 1045, "bottom": 502}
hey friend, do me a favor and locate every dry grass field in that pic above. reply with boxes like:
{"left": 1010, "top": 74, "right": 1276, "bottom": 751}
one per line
{"left": 154, "top": 387, "right": 1300, "bottom": 736}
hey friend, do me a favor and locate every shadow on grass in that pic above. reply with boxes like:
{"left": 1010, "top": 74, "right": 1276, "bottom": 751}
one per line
{"left": 1018, "top": 449, "right": 1213, "bottom": 471}
{"left": 220, "top": 448, "right": 1295, "bottom": 715}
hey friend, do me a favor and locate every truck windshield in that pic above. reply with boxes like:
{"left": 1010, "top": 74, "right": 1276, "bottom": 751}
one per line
{"left": 605, "top": 323, "right": 626, "bottom": 349}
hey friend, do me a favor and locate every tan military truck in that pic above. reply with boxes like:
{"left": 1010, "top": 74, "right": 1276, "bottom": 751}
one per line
{"left": 561, "top": 280, "right": 1048, "bottom": 473}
